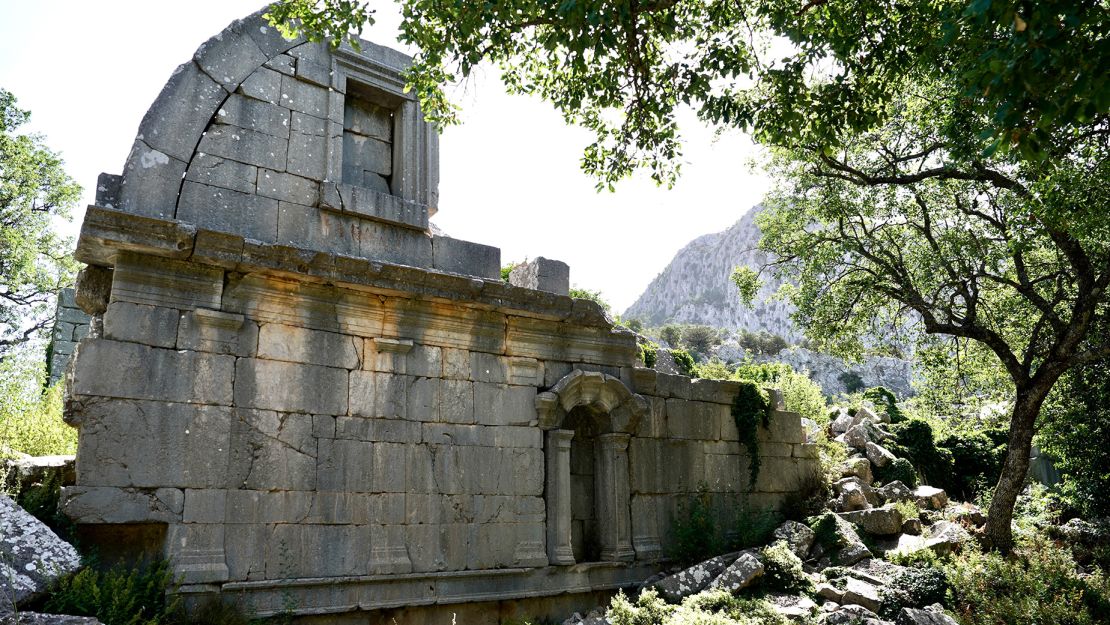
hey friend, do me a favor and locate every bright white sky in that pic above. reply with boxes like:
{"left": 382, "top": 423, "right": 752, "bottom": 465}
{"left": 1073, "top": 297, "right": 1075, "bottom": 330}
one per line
{"left": 0, "top": 1, "right": 769, "bottom": 313}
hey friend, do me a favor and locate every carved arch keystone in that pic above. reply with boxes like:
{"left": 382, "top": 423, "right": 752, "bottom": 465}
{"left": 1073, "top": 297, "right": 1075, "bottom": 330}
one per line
{"left": 535, "top": 370, "right": 648, "bottom": 434}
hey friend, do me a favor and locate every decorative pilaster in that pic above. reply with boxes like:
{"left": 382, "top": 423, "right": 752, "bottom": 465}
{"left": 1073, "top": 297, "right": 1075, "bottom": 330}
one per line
{"left": 545, "top": 429, "right": 575, "bottom": 565}
{"left": 597, "top": 433, "right": 635, "bottom": 562}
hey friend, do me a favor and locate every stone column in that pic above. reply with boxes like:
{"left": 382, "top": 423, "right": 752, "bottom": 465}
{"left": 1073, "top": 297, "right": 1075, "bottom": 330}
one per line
{"left": 545, "top": 429, "right": 575, "bottom": 565}
{"left": 596, "top": 433, "right": 635, "bottom": 562}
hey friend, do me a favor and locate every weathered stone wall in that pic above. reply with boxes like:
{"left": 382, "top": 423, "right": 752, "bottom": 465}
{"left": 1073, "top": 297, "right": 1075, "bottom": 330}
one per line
{"left": 63, "top": 7, "right": 820, "bottom": 622}
{"left": 48, "top": 289, "right": 91, "bottom": 385}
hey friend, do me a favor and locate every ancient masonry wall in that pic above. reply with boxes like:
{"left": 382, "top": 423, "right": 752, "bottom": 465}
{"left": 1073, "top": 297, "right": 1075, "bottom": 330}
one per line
{"left": 48, "top": 288, "right": 91, "bottom": 385}
{"left": 62, "top": 8, "right": 820, "bottom": 622}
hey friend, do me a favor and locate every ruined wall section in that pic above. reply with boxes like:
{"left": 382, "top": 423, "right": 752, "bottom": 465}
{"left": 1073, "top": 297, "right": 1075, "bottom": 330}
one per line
{"left": 48, "top": 288, "right": 91, "bottom": 385}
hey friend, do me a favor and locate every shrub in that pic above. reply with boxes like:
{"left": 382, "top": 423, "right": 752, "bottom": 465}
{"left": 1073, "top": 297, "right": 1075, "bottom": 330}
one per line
{"left": 680, "top": 325, "right": 720, "bottom": 356}
{"left": 639, "top": 341, "right": 658, "bottom": 368}
{"left": 500, "top": 262, "right": 518, "bottom": 282}
{"left": 888, "top": 419, "right": 953, "bottom": 486}
{"left": 0, "top": 348, "right": 75, "bottom": 459}
{"left": 694, "top": 357, "right": 732, "bottom": 381}
{"left": 894, "top": 500, "right": 920, "bottom": 521}
{"left": 607, "top": 589, "right": 674, "bottom": 624}
{"left": 732, "top": 362, "right": 828, "bottom": 424}
{"left": 875, "top": 457, "right": 918, "bottom": 489}
{"left": 659, "top": 324, "right": 682, "bottom": 347}
{"left": 45, "top": 560, "right": 181, "bottom": 625}
{"left": 729, "top": 507, "right": 782, "bottom": 551}
{"left": 668, "top": 486, "right": 723, "bottom": 564}
{"left": 945, "top": 534, "right": 1110, "bottom": 625}
{"left": 862, "top": 386, "right": 905, "bottom": 423}
{"left": 878, "top": 566, "right": 949, "bottom": 618}
{"left": 939, "top": 428, "right": 1006, "bottom": 501}
{"left": 669, "top": 349, "right": 696, "bottom": 377}
{"left": 838, "top": 371, "right": 865, "bottom": 394}
{"left": 759, "top": 541, "right": 812, "bottom": 594}
{"left": 569, "top": 287, "right": 611, "bottom": 314}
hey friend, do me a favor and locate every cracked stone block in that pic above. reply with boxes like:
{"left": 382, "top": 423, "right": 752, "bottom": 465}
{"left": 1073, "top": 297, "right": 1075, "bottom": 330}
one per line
{"left": 257, "top": 323, "right": 360, "bottom": 369}
{"left": 235, "top": 358, "right": 349, "bottom": 415}
{"left": 276, "top": 201, "right": 361, "bottom": 257}
{"left": 197, "top": 125, "right": 288, "bottom": 172}
{"left": 215, "top": 93, "right": 290, "bottom": 138}
{"left": 102, "top": 301, "right": 180, "bottom": 349}
{"left": 71, "top": 339, "right": 234, "bottom": 405}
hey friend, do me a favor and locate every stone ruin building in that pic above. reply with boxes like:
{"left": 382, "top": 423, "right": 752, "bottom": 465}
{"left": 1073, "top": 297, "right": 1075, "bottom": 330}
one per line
{"left": 59, "top": 8, "right": 820, "bottom": 623}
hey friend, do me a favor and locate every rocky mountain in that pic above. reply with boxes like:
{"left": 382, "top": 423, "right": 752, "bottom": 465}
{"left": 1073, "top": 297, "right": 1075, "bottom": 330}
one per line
{"left": 623, "top": 206, "right": 801, "bottom": 342}
{"left": 623, "top": 205, "right": 916, "bottom": 397}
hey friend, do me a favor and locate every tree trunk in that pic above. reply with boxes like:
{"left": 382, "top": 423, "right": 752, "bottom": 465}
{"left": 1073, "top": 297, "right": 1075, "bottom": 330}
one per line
{"left": 984, "top": 386, "right": 1052, "bottom": 553}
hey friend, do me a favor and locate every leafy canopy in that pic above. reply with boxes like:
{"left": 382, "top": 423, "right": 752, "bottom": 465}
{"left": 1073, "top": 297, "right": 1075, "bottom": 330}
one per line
{"left": 0, "top": 88, "right": 80, "bottom": 354}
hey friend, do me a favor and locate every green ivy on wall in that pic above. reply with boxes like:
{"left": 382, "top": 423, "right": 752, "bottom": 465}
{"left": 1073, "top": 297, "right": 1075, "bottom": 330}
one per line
{"left": 732, "top": 382, "right": 771, "bottom": 487}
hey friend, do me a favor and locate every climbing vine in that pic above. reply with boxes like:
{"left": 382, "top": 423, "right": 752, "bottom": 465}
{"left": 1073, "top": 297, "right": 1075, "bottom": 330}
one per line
{"left": 732, "top": 382, "right": 771, "bottom": 486}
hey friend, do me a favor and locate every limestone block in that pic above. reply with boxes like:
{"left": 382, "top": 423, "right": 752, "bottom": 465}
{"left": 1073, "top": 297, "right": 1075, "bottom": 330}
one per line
{"left": 840, "top": 504, "right": 905, "bottom": 536}
{"left": 95, "top": 171, "right": 122, "bottom": 208}
{"left": 466, "top": 523, "right": 523, "bottom": 570}
{"left": 75, "top": 265, "right": 112, "bottom": 315}
{"left": 257, "top": 169, "right": 319, "bottom": 205}
{"left": 358, "top": 218, "right": 434, "bottom": 268}
{"left": 865, "top": 441, "right": 897, "bottom": 468}
{"left": 300, "top": 524, "right": 371, "bottom": 577}
{"left": 257, "top": 323, "right": 360, "bottom": 369}
{"left": 53, "top": 322, "right": 75, "bottom": 343}
{"left": 135, "top": 62, "right": 228, "bottom": 163}
{"left": 349, "top": 371, "right": 408, "bottom": 419}
{"left": 334, "top": 416, "right": 421, "bottom": 443}
{"left": 177, "top": 181, "right": 280, "bottom": 242}
{"left": 292, "top": 110, "right": 327, "bottom": 136}
{"left": 896, "top": 607, "right": 960, "bottom": 625}
{"left": 102, "top": 301, "right": 180, "bottom": 348}
{"left": 239, "top": 66, "right": 283, "bottom": 104}
{"left": 507, "top": 357, "right": 543, "bottom": 386}
{"left": 327, "top": 184, "right": 431, "bottom": 231}
{"left": 914, "top": 486, "right": 949, "bottom": 511}
{"left": 441, "top": 348, "right": 471, "bottom": 380}
{"left": 763, "top": 410, "right": 807, "bottom": 444}
{"left": 543, "top": 360, "right": 573, "bottom": 387}
{"left": 471, "top": 352, "right": 508, "bottom": 383}
{"left": 665, "top": 399, "right": 721, "bottom": 440}
{"left": 72, "top": 400, "right": 232, "bottom": 489}
{"left": 193, "top": 20, "right": 268, "bottom": 90}
{"left": 406, "top": 523, "right": 469, "bottom": 572}
{"left": 652, "top": 552, "right": 738, "bottom": 602}
{"left": 276, "top": 201, "right": 361, "bottom": 257}
{"left": 71, "top": 339, "right": 233, "bottom": 405}
{"left": 406, "top": 345, "right": 442, "bottom": 378}
{"left": 264, "top": 53, "right": 296, "bottom": 76}
{"left": 117, "top": 140, "right": 188, "bottom": 219}
{"left": 751, "top": 457, "right": 819, "bottom": 494}
{"left": 215, "top": 94, "right": 291, "bottom": 138}
{"left": 165, "top": 522, "right": 230, "bottom": 583}
{"left": 841, "top": 577, "right": 883, "bottom": 614}
{"left": 59, "top": 486, "right": 182, "bottom": 523}
{"left": 287, "top": 130, "right": 327, "bottom": 180}
{"left": 316, "top": 438, "right": 375, "bottom": 492}
{"left": 228, "top": 409, "right": 317, "bottom": 491}
{"left": 772, "top": 520, "right": 817, "bottom": 559}
{"left": 223, "top": 523, "right": 272, "bottom": 581}
{"left": 52, "top": 341, "right": 76, "bottom": 356}
{"left": 431, "top": 236, "right": 501, "bottom": 280}
{"left": 422, "top": 424, "right": 540, "bottom": 448}
{"left": 280, "top": 74, "right": 329, "bottom": 118}
{"left": 840, "top": 457, "right": 874, "bottom": 484}
{"left": 474, "top": 383, "right": 537, "bottom": 426}
{"left": 185, "top": 152, "right": 258, "bottom": 194}
{"left": 177, "top": 308, "right": 256, "bottom": 356}
{"left": 234, "top": 358, "right": 349, "bottom": 415}
{"left": 708, "top": 551, "right": 764, "bottom": 592}
{"left": 196, "top": 125, "right": 289, "bottom": 172}
{"left": 371, "top": 442, "right": 408, "bottom": 492}
{"left": 368, "top": 524, "right": 413, "bottom": 574}
{"left": 110, "top": 253, "right": 224, "bottom": 311}
{"left": 437, "top": 379, "right": 475, "bottom": 424}
{"left": 183, "top": 489, "right": 228, "bottom": 524}
{"left": 508, "top": 257, "right": 570, "bottom": 296}
{"left": 704, "top": 453, "right": 743, "bottom": 492}
{"left": 224, "top": 490, "right": 312, "bottom": 524}
{"left": 1, "top": 494, "right": 82, "bottom": 612}
{"left": 362, "top": 337, "right": 413, "bottom": 373}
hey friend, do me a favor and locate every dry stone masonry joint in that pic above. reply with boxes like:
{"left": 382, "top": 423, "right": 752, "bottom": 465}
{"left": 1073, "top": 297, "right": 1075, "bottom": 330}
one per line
{"left": 62, "top": 6, "right": 820, "bottom": 622}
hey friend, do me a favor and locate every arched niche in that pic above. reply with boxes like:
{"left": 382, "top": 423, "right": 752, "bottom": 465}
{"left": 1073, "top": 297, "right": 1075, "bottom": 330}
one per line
{"left": 536, "top": 370, "right": 646, "bottom": 565}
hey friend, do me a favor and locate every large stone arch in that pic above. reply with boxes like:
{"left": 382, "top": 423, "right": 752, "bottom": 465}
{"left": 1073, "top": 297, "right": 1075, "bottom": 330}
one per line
{"left": 108, "top": 6, "right": 440, "bottom": 264}
{"left": 538, "top": 370, "right": 646, "bottom": 565}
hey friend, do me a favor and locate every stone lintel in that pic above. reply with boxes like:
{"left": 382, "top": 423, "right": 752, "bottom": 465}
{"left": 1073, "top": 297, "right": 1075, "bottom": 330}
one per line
{"left": 370, "top": 337, "right": 414, "bottom": 354}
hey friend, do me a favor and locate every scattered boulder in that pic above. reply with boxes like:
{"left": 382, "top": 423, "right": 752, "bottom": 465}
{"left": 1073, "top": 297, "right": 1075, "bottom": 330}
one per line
{"left": 832, "top": 412, "right": 855, "bottom": 435}
{"left": 876, "top": 481, "right": 913, "bottom": 504}
{"left": 836, "top": 481, "right": 872, "bottom": 512}
{"left": 840, "top": 457, "right": 874, "bottom": 484}
{"left": 822, "top": 604, "right": 887, "bottom": 625}
{"left": 651, "top": 552, "right": 738, "bottom": 602}
{"left": 817, "top": 583, "right": 844, "bottom": 602}
{"left": 707, "top": 551, "right": 764, "bottom": 593}
{"left": 896, "top": 607, "right": 960, "bottom": 625}
{"left": 924, "top": 521, "right": 970, "bottom": 556}
{"left": 844, "top": 423, "right": 879, "bottom": 450}
{"left": 772, "top": 520, "right": 817, "bottom": 560}
{"left": 1, "top": 495, "right": 82, "bottom": 613}
{"left": 768, "top": 593, "right": 817, "bottom": 621}
{"left": 841, "top": 576, "right": 883, "bottom": 613}
{"left": 0, "top": 616, "right": 103, "bottom": 625}
{"left": 840, "top": 505, "right": 904, "bottom": 536}
{"left": 865, "top": 442, "right": 897, "bottom": 469}
{"left": 914, "top": 486, "right": 948, "bottom": 511}
{"left": 809, "top": 512, "right": 873, "bottom": 566}
{"left": 902, "top": 518, "right": 923, "bottom": 536}
{"left": 950, "top": 503, "right": 986, "bottom": 527}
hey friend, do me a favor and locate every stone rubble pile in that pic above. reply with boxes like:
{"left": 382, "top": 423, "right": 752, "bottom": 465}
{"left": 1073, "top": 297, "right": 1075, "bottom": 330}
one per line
{"left": 564, "top": 403, "right": 983, "bottom": 625}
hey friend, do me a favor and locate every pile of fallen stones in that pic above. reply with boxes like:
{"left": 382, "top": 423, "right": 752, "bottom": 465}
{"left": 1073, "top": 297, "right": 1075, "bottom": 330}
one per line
{"left": 564, "top": 403, "right": 985, "bottom": 625}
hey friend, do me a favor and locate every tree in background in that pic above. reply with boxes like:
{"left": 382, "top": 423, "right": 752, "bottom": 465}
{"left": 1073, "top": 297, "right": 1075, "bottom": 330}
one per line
{"left": 0, "top": 88, "right": 80, "bottom": 355}
{"left": 270, "top": 0, "right": 1109, "bottom": 552}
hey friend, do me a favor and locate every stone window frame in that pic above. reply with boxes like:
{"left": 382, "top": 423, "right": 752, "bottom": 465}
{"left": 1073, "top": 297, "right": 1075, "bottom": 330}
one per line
{"left": 319, "top": 45, "right": 439, "bottom": 231}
